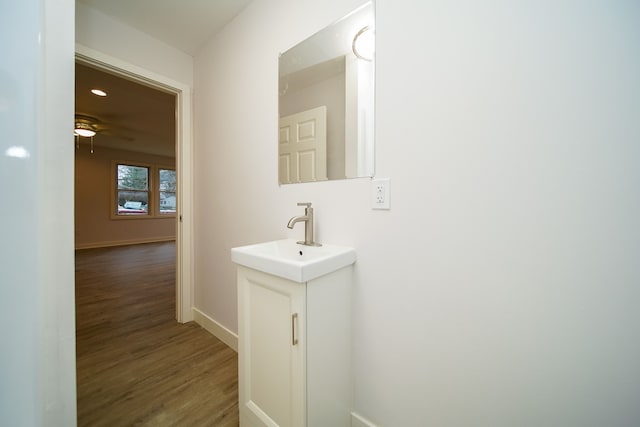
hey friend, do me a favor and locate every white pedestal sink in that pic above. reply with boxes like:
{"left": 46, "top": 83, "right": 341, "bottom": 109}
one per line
{"left": 231, "top": 239, "right": 355, "bottom": 427}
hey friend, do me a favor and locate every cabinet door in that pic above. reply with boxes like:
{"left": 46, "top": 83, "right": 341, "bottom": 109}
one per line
{"left": 238, "top": 267, "right": 306, "bottom": 427}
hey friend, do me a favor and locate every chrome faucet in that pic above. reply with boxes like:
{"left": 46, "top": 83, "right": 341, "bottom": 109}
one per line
{"left": 287, "top": 202, "right": 321, "bottom": 246}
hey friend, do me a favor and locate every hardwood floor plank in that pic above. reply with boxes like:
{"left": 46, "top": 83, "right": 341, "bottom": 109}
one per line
{"left": 75, "top": 242, "right": 238, "bottom": 426}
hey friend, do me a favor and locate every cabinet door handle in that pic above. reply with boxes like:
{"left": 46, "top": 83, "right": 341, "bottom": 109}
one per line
{"left": 291, "top": 313, "right": 298, "bottom": 346}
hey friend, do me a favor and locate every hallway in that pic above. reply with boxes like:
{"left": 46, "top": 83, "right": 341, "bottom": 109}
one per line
{"left": 75, "top": 242, "right": 238, "bottom": 426}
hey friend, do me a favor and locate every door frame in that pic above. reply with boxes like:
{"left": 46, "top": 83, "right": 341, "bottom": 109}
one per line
{"left": 75, "top": 44, "right": 194, "bottom": 323}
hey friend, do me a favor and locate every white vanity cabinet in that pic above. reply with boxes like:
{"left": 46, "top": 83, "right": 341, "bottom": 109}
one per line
{"left": 237, "top": 264, "right": 353, "bottom": 427}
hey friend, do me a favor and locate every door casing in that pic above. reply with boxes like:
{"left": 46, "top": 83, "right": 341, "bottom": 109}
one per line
{"left": 75, "top": 44, "right": 194, "bottom": 322}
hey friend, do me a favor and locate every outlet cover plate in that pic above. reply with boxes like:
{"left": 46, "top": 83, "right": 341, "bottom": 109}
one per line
{"left": 371, "top": 178, "right": 390, "bottom": 210}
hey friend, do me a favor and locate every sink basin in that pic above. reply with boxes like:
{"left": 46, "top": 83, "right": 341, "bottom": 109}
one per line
{"left": 231, "top": 239, "right": 356, "bottom": 282}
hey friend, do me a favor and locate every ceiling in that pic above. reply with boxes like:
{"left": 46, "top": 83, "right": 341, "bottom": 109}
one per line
{"left": 75, "top": 63, "right": 176, "bottom": 157}
{"left": 75, "top": 0, "right": 253, "bottom": 157}
{"left": 77, "top": 0, "right": 253, "bottom": 56}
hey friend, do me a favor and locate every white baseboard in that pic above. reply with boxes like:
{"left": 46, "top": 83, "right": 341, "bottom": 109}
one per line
{"left": 75, "top": 236, "right": 175, "bottom": 250}
{"left": 352, "top": 412, "right": 379, "bottom": 427}
{"left": 192, "top": 307, "right": 238, "bottom": 352}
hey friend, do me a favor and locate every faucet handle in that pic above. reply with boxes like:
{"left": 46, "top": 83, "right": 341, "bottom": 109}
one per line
{"left": 297, "top": 202, "right": 312, "bottom": 209}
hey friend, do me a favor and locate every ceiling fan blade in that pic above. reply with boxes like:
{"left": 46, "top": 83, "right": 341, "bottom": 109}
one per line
{"left": 100, "top": 128, "right": 135, "bottom": 142}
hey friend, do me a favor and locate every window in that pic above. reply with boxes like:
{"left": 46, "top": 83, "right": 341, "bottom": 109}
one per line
{"left": 117, "top": 164, "right": 149, "bottom": 216}
{"left": 113, "top": 162, "right": 176, "bottom": 219}
{"left": 158, "top": 168, "right": 176, "bottom": 214}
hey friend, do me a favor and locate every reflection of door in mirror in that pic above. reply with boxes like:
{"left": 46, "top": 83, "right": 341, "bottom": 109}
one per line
{"left": 279, "top": 106, "right": 327, "bottom": 184}
{"left": 280, "top": 56, "right": 344, "bottom": 181}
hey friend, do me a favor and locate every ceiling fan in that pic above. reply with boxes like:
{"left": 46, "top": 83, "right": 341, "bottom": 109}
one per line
{"left": 74, "top": 114, "right": 133, "bottom": 153}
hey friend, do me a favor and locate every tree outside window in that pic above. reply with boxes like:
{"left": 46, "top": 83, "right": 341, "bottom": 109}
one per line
{"left": 117, "top": 164, "right": 149, "bottom": 215}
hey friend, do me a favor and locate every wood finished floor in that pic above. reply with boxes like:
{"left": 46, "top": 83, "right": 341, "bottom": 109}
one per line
{"left": 75, "top": 242, "right": 239, "bottom": 426}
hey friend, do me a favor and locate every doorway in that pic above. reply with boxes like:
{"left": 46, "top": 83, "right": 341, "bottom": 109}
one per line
{"left": 75, "top": 46, "right": 193, "bottom": 322}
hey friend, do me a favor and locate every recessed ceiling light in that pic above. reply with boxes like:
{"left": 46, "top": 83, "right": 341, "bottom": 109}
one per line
{"left": 91, "top": 89, "right": 107, "bottom": 97}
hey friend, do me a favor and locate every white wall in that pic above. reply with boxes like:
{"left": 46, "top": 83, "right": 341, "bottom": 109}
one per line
{"left": 0, "top": 0, "right": 76, "bottom": 425}
{"left": 195, "top": 0, "right": 640, "bottom": 425}
{"left": 75, "top": 2, "right": 193, "bottom": 86}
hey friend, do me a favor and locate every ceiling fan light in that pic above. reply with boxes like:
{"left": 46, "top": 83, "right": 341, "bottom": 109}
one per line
{"left": 74, "top": 127, "right": 96, "bottom": 137}
{"left": 74, "top": 118, "right": 98, "bottom": 137}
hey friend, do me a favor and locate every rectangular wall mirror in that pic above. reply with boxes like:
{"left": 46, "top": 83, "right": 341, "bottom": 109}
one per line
{"left": 278, "top": 1, "right": 375, "bottom": 184}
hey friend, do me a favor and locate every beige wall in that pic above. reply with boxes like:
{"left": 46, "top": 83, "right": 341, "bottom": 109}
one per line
{"left": 75, "top": 145, "right": 176, "bottom": 249}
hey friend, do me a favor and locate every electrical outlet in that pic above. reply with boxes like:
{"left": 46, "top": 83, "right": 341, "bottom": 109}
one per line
{"left": 371, "top": 178, "right": 390, "bottom": 210}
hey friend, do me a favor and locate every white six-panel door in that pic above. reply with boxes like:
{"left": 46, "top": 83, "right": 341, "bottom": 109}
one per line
{"left": 279, "top": 106, "right": 327, "bottom": 184}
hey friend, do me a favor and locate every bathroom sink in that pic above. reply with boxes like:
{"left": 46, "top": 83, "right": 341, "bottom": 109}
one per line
{"left": 231, "top": 239, "right": 356, "bottom": 282}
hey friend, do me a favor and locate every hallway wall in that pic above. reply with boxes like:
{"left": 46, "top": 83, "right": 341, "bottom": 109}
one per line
{"left": 193, "top": 0, "right": 640, "bottom": 425}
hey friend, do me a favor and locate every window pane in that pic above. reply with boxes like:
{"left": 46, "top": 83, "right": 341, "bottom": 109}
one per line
{"left": 117, "top": 190, "right": 148, "bottom": 215}
{"left": 159, "top": 169, "right": 176, "bottom": 214}
{"left": 118, "top": 165, "right": 148, "bottom": 190}
{"left": 159, "top": 191, "right": 176, "bottom": 214}
{"left": 159, "top": 169, "right": 176, "bottom": 192}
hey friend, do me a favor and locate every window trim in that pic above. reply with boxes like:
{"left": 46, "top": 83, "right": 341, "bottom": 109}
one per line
{"left": 111, "top": 160, "right": 176, "bottom": 220}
